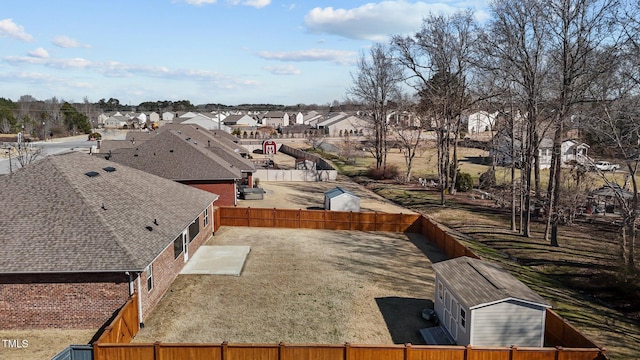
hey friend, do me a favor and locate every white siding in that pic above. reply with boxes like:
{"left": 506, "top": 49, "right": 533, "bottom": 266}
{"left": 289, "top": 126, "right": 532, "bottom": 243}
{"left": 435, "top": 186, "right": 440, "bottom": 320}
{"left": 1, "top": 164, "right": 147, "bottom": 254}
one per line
{"left": 470, "top": 300, "right": 545, "bottom": 347}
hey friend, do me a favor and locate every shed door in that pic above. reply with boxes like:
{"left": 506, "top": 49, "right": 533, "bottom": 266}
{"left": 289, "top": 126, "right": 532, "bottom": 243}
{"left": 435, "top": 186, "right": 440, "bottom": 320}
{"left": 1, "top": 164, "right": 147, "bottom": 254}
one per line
{"left": 443, "top": 289, "right": 458, "bottom": 341}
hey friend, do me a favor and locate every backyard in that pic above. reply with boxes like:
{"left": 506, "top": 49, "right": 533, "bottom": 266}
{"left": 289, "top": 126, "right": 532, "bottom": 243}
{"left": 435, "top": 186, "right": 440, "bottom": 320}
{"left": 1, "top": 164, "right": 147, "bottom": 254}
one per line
{"left": 133, "top": 227, "right": 448, "bottom": 344}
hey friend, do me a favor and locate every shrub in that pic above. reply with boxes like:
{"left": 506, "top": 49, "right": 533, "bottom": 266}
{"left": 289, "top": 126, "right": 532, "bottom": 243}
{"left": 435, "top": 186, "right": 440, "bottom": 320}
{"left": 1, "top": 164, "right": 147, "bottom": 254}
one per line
{"left": 88, "top": 132, "right": 102, "bottom": 141}
{"left": 367, "top": 163, "right": 400, "bottom": 180}
{"left": 479, "top": 168, "right": 496, "bottom": 189}
{"left": 455, "top": 172, "right": 473, "bottom": 192}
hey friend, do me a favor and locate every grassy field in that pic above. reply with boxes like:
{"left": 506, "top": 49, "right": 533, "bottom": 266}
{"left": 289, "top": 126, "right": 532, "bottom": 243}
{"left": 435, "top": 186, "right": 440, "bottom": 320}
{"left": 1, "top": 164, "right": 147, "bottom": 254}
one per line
{"left": 318, "top": 141, "right": 640, "bottom": 360}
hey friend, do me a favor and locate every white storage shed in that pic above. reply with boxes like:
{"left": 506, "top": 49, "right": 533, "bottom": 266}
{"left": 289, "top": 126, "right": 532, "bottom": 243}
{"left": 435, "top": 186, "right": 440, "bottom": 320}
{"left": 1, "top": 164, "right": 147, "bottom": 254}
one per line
{"left": 324, "top": 187, "right": 360, "bottom": 212}
{"left": 431, "top": 256, "right": 551, "bottom": 347}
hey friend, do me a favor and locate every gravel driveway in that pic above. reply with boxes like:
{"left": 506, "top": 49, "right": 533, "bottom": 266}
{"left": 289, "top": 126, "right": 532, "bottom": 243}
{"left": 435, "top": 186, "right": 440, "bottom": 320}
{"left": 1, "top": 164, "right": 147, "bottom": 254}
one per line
{"left": 133, "top": 227, "right": 447, "bottom": 345}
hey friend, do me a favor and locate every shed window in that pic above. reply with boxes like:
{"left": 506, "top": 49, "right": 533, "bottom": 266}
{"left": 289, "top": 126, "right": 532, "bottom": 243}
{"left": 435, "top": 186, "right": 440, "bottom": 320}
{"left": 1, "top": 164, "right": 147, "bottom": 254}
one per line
{"left": 438, "top": 281, "right": 443, "bottom": 301}
{"left": 203, "top": 208, "right": 209, "bottom": 227}
{"left": 146, "top": 264, "right": 153, "bottom": 292}
{"left": 173, "top": 235, "right": 183, "bottom": 259}
{"left": 460, "top": 308, "right": 466, "bottom": 329}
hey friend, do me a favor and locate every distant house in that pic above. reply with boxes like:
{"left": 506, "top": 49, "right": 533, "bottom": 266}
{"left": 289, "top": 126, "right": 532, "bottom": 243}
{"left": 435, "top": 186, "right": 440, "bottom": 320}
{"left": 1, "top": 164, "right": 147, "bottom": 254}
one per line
{"left": 181, "top": 114, "right": 231, "bottom": 132}
{"left": 317, "top": 113, "right": 368, "bottom": 137}
{"left": 428, "top": 256, "right": 551, "bottom": 347}
{"left": 324, "top": 187, "right": 360, "bottom": 212}
{"left": 0, "top": 152, "right": 218, "bottom": 329}
{"left": 104, "top": 130, "right": 243, "bottom": 206}
{"left": 224, "top": 114, "right": 258, "bottom": 127}
{"left": 103, "top": 115, "right": 129, "bottom": 129}
{"left": 262, "top": 111, "right": 290, "bottom": 128}
{"left": 162, "top": 111, "right": 175, "bottom": 122}
{"left": 465, "top": 111, "right": 498, "bottom": 135}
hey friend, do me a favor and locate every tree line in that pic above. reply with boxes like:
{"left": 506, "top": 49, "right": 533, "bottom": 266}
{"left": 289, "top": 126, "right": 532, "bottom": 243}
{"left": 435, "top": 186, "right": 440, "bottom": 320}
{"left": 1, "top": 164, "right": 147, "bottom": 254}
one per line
{"left": 348, "top": 0, "right": 639, "bottom": 271}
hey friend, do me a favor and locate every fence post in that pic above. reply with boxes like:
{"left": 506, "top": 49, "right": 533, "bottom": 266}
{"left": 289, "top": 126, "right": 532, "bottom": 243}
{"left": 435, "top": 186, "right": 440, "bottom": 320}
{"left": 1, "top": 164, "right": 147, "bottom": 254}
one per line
{"left": 404, "top": 343, "right": 411, "bottom": 360}
{"left": 510, "top": 345, "right": 517, "bottom": 360}
{"left": 279, "top": 342, "right": 285, "bottom": 360}
{"left": 298, "top": 209, "right": 301, "bottom": 228}
{"left": 555, "top": 346, "right": 563, "bottom": 360}
{"left": 221, "top": 341, "right": 228, "bottom": 360}
{"left": 247, "top": 208, "right": 251, "bottom": 227}
{"left": 344, "top": 342, "right": 351, "bottom": 360}
{"left": 273, "top": 208, "right": 277, "bottom": 227}
{"left": 466, "top": 345, "right": 471, "bottom": 360}
{"left": 154, "top": 341, "right": 161, "bottom": 360}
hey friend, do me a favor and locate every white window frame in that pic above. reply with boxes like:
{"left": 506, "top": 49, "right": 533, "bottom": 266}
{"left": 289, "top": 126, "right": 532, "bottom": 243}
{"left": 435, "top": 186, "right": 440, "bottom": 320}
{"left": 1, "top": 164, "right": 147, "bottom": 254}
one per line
{"left": 146, "top": 264, "right": 153, "bottom": 292}
{"left": 204, "top": 208, "right": 209, "bottom": 227}
{"left": 460, "top": 307, "right": 467, "bottom": 332}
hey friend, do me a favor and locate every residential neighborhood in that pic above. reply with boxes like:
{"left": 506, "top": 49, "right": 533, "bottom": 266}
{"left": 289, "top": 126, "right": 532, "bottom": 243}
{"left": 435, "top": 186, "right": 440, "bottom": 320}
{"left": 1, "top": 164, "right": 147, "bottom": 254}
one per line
{"left": 1, "top": 0, "right": 639, "bottom": 358}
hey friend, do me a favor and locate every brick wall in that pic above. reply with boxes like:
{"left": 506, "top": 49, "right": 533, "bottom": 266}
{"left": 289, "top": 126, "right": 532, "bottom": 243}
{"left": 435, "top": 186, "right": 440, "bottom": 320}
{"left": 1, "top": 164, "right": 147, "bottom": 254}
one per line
{"left": 183, "top": 181, "right": 236, "bottom": 207}
{"left": 0, "top": 273, "right": 130, "bottom": 329}
{"left": 137, "top": 204, "right": 214, "bottom": 321}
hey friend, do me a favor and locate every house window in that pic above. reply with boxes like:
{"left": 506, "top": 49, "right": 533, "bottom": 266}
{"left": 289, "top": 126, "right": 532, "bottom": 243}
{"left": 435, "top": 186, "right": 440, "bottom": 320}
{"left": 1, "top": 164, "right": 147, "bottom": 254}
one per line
{"left": 460, "top": 308, "right": 467, "bottom": 329}
{"left": 146, "top": 264, "right": 153, "bottom": 292}
{"left": 203, "top": 208, "right": 209, "bottom": 227}
{"left": 173, "top": 235, "right": 183, "bottom": 259}
{"left": 438, "top": 281, "right": 443, "bottom": 301}
{"left": 189, "top": 219, "right": 200, "bottom": 242}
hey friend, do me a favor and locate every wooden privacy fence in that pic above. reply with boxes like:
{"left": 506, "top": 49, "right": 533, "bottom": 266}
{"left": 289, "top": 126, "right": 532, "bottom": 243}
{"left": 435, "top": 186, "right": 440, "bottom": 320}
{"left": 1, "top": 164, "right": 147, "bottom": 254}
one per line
{"left": 94, "top": 292, "right": 140, "bottom": 344}
{"left": 545, "top": 309, "right": 600, "bottom": 349}
{"left": 219, "top": 207, "right": 422, "bottom": 233}
{"left": 93, "top": 342, "right": 606, "bottom": 360}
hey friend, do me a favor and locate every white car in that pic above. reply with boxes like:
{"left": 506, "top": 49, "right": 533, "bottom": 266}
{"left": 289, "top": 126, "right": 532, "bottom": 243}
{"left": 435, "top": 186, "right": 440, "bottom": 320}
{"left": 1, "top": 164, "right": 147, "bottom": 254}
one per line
{"left": 594, "top": 161, "right": 620, "bottom": 171}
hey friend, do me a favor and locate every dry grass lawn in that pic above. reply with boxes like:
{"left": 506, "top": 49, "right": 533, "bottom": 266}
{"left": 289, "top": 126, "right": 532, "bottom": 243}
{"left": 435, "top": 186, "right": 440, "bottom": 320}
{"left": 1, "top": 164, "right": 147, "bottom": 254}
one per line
{"left": 0, "top": 329, "right": 95, "bottom": 360}
{"left": 133, "top": 227, "right": 447, "bottom": 344}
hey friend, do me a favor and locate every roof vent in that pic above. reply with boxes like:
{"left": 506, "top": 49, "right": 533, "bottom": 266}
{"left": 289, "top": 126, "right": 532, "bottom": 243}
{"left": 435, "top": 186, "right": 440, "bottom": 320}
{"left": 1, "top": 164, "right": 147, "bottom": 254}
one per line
{"left": 169, "top": 149, "right": 174, "bottom": 153}
{"left": 85, "top": 171, "right": 100, "bottom": 177}
{"left": 103, "top": 166, "right": 116, "bottom": 172}
{"left": 145, "top": 226, "right": 153, "bottom": 231}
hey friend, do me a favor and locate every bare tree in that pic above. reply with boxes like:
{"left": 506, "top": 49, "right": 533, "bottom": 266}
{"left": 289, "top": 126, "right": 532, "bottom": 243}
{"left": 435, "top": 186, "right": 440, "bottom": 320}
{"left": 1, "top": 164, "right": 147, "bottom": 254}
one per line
{"left": 348, "top": 43, "right": 403, "bottom": 173}
{"left": 393, "top": 10, "right": 477, "bottom": 204}
{"left": 543, "top": 0, "right": 622, "bottom": 246}
{"left": 481, "top": 0, "right": 553, "bottom": 237}
{"left": 13, "top": 144, "right": 43, "bottom": 169}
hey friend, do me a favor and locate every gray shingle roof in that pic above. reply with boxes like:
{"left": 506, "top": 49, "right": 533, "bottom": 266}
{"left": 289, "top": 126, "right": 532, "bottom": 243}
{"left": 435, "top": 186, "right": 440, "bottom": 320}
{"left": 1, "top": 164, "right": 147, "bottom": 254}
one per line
{"left": 433, "top": 257, "right": 551, "bottom": 309}
{"left": 107, "top": 130, "right": 242, "bottom": 181}
{"left": 0, "top": 152, "right": 218, "bottom": 273}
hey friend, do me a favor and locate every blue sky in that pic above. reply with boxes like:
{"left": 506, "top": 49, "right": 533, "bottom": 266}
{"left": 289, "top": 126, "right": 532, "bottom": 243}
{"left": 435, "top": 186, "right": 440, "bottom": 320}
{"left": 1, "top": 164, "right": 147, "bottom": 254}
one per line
{"left": 0, "top": 0, "right": 488, "bottom": 106}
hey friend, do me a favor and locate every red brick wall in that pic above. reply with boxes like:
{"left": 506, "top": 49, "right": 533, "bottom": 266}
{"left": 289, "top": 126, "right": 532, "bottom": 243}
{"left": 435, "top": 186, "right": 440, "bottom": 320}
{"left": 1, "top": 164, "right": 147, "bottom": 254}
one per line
{"left": 0, "top": 273, "right": 130, "bottom": 329}
{"left": 183, "top": 181, "right": 236, "bottom": 207}
{"left": 137, "top": 204, "right": 214, "bottom": 321}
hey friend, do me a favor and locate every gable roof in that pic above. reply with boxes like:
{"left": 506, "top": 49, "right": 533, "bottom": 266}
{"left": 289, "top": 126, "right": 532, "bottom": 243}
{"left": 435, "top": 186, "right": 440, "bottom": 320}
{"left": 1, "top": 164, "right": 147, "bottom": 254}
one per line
{"left": 107, "top": 130, "right": 242, "bottom": 181}
{"left": 433, "top": 256, "right": 550, "bottom": 309}
{"left": 0, "top": 152, "right": 218, "bottom": 273}
{"left": 324, "top": 187, "right": 358, "bottom": 199}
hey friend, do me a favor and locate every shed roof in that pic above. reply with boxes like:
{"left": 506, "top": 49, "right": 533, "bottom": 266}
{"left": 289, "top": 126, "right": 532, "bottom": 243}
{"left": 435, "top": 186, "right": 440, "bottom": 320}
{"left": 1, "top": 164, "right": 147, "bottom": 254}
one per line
{"left": 433, "top": 257, "right": 551, "bottom": 309}
{"left": 0, "top": 152, "right": 218, "bottom": 273}
{"left": 324, "top": 187, "right": 358, "bottom": 199}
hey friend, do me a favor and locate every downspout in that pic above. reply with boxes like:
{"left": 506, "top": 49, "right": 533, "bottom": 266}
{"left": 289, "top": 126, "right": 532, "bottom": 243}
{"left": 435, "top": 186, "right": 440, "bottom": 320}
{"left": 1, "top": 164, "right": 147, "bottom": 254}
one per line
{"left": 136, "top": 274, "right": 144, "bottom": 328}
{"left": 126, "top": 272, "right": 134, "bottom": 295}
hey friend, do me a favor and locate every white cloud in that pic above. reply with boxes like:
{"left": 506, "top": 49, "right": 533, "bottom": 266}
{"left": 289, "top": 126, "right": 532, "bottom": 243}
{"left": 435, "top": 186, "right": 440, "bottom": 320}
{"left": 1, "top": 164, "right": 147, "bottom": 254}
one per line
{"left": 257, "top": 49, "right": 357, "bottom": 65}
{"left": 227, "top": 0, "right": 270, "bottom": 8}
{"left": 28, "top": 48, "right": 50, "bottom": 59}
{"left": 180, "top": 0, "right": 218, "bottom": 5}
{"left": 263, "top": 65, "right": 301, "bottom": 75}
{"left": 304, "top": 1, "right": 474, "bottom": 41}
{"left": 0, "top": 18, "right": 33, "bottom": 42}
{"left": 52, "top": 35, "right": 91, "bottom": 49}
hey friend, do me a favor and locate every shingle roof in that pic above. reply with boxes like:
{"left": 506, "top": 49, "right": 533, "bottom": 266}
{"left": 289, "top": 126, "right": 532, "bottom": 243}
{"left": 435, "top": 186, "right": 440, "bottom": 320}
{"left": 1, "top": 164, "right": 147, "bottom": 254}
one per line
{"left": 0, "top": 152, "right": 218, "bottom": 273}
{"left": 432, "top": 257, "right": 551, "bottom": 309}
{"left": 324, "top": 187, "right": 358, "bottom": 199}
{"left": 107, "top": 130, "right": 242, "bottom": 181}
